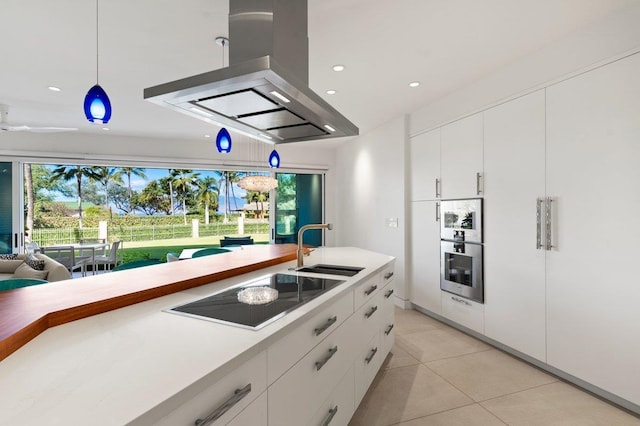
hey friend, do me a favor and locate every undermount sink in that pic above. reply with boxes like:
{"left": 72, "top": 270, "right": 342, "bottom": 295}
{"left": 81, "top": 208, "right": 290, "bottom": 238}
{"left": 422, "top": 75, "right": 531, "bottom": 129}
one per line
{"left": 296, "top": 264, "right": 364, "bottom": 277}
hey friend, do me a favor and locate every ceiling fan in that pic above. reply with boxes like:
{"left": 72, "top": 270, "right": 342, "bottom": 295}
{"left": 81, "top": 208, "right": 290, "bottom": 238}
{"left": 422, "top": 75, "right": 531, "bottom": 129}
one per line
{"left": 0, "top": 104, "right": 78, "bottom": 133}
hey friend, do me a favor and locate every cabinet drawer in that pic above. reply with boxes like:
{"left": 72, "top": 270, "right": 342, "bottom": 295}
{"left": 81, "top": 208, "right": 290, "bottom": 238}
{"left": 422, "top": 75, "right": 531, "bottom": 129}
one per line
{"left": 154, "top": 350, "right": 267, "bottom": 426}
{"left": 355, "top": 332, "right": 383, "bottom": 405}
{"left": 380, "top": 264, "right": 395, "bottom": 289}
{"left": 308, "top": 367, "right": 355, "bottom": 426}
{"left": 268, "top": 290, "right": 354, "bottom": 384}
{"left": 226, "top": 391, "right": 267, "bottom": 426}
{"left": 351, "top": 289, "right": 386, "bottom": 352}
{"left": 268, "top": 315, "right": 356, "bottom": 426}
{"left": 441, "top": 292, "right": 484, "bottom": 333}
{"left": 354, "top": 274, "right": 382, "bottom": 310}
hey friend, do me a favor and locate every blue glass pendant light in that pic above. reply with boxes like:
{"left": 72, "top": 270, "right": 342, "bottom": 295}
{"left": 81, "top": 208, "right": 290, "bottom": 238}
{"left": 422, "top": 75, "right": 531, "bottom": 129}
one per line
{"left": 84, "top": 85, "right": 111, "bottom": 123}
{"left": 268, "top": 149, "right": 281, "bottom": 168}
{"left": 85, "top": 0, "right": 111, "bottom": 124}
{"left": 216, "top": 128, "right": 232, "bottom": 153}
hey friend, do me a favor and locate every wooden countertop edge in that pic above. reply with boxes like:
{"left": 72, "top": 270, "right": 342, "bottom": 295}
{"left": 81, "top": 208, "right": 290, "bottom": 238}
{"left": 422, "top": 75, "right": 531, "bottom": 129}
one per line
{"left": 0, "top": 245, "right": 298, "bottom": 363}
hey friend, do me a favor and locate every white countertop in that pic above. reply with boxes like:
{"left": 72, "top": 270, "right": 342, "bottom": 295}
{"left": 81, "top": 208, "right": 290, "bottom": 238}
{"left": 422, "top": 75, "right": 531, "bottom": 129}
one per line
{"left": 0, "top": 247, "right": 394, "bottom": 426}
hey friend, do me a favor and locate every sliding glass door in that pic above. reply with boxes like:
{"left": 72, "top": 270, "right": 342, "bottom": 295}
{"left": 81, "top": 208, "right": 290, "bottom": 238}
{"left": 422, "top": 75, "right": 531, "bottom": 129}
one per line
{"left": 273, "top": 172, "right": 324, "bottom": 246}
{"left": 0, "top": 161, "right": 23, "bottom": 254}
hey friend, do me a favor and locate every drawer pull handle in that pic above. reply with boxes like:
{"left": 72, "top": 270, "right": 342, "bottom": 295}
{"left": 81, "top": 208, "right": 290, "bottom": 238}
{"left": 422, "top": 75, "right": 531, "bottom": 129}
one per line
{"left": 384, "top": 271, "right": 394, "bottom": 280}
{"left": 385, "top": 324, "right": 394, "bottom": 335}
{"left": 365, "top": 347, "right": 378, "bottom": 364}
{"left": 452, "top": 296, "right": 472, "bottom": 306}
{"left": 195, "top": 383, "right": 251, "bottom": 426}
{"left": 384, "top": 289, "right": 394, "bottom": 299}
{"left": 315, "top": 346, "right": 338, "bottom": 371}
{"left": 364, "top": 285, "right": 378, "bottom": 296}
{"left": 321, "top": 405, "right": 339, "bottom": 426}
{"left": 314, "top": 316, "right": 338, "bottom": 336}
{"left": 365, "top": 305, "right": 378, "bottom": 319}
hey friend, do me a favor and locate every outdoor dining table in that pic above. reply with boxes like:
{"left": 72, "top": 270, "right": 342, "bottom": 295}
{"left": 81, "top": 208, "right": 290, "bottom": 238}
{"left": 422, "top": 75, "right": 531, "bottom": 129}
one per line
{"left": 42, "top": 242, "right": 110, "bottom": 276}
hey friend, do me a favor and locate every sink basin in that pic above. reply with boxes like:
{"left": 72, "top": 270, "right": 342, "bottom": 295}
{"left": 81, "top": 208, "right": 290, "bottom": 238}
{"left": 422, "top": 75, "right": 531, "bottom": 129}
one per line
{"left": 296, "top": 264, "right": 364, "bottom": 277}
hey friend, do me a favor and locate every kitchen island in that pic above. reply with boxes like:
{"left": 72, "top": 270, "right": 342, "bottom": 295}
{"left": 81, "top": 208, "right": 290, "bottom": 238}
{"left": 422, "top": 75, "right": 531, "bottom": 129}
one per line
{"left": 0, "top": 246, "right": 395, "bottom": 426}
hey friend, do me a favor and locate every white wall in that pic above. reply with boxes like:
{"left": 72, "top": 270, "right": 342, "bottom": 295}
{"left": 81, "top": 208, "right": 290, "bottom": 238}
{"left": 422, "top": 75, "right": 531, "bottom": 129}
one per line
{"left": 334, "top": 116, "right": 408, "bottom": 304}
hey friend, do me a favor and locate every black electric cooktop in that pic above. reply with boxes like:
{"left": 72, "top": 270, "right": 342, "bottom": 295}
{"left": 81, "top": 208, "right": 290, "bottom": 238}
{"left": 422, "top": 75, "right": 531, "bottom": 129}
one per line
{"left": 166, "top": 273, "right": 345, "bottom": 330}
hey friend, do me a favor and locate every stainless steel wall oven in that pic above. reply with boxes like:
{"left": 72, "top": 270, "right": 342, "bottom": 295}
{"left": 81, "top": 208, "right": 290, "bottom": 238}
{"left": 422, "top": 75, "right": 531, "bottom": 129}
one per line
{"left": 440, "top": 198, "right": 484, "bottom": 303}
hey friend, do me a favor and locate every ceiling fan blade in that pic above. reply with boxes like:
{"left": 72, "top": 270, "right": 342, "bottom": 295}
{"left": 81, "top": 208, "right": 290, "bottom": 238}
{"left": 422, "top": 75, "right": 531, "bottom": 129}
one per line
{"left": 0, "top": 124, "right": 78, "bottom": 133}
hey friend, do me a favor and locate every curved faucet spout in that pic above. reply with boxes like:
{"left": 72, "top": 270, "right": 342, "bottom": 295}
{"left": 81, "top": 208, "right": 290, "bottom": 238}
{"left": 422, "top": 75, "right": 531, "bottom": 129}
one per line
{"left": 297, "top": 223, "right": 333, "bottom": 267}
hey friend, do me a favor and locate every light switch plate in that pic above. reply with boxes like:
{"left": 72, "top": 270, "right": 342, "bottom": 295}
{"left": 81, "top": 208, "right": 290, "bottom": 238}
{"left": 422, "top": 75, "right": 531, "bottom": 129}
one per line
{"left": 387, "top": 217, "right": 398, "bottom": 228}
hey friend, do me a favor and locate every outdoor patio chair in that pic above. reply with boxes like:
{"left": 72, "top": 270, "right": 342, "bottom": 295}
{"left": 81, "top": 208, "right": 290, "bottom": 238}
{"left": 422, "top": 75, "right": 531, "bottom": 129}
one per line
{"left": 42, "top": 245, "right": 76, "bottom": 273}
{"left": 191, "top": 247, "right": 231, "bottom": 258}
{"left": 93, "top": 241, "right": 121, "bottom": 273}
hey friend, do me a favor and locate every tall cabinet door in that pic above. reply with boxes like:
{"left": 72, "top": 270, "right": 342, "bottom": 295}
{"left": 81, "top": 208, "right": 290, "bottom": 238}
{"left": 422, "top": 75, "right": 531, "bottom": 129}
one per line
{"left": 410, "top": 129, "right": 440, "bottom": 201}
{"left": 440, "top": 113, "right": 483, "bottom": 199}
{"left": 546, "top": 53, "right": 640, "bottom": 404}
{"left": 483, "top": 90, "right": 547, "bottom": 362}
{"left": 409, "top": 200, "right": 442, "bottom": 315}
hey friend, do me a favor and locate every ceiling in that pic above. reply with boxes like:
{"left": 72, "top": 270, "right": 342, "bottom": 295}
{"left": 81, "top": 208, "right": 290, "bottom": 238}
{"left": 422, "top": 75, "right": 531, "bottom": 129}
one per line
{"left": 0, "top": 0, "right": 636, "bottom": 146}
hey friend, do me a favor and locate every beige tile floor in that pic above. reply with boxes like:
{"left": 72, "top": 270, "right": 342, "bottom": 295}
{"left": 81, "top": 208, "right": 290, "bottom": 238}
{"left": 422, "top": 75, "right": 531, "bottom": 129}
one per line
{"left": 349, "top": 307, "right": 640, "bottom": 426}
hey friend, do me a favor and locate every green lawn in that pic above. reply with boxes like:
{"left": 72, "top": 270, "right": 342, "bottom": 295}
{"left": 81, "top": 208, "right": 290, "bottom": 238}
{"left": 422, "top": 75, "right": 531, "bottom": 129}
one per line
{"left": 119, "top": 234, "right": 269, "bottom": 263}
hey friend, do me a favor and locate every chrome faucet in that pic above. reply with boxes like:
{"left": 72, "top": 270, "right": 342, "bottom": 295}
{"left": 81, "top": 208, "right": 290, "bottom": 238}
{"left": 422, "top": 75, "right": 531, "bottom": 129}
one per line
{"left": 297, "top": 223, "right": 333, "bottom": 267}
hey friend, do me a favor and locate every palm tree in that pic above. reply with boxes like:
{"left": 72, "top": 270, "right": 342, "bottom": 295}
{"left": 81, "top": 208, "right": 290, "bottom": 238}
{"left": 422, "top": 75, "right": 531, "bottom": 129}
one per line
{"left": 90, "top": 166, "right": 123, "bottom": 209}
{"left": 220, "top": 171, "right": 243, "bottom": 221}
{"left": 49, "top": 165, "right": 98, "bottom": 228}
{"left": 167, "top": 168, "right": 175, "bottom": 215}
{"left": 196, "top": 176, "right": 220, "bottom": 225}
{"left": 171, "top": 169, "right": 201, "bottom": 224}
{"left": 119, "top": 167, "right": 146, "bottom": 214}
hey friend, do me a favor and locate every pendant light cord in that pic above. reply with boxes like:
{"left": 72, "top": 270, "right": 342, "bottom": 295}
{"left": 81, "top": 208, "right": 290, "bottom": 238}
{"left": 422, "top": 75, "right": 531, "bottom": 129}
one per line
{"left": 96, "top": 0, "right": 99, "bottom": 84}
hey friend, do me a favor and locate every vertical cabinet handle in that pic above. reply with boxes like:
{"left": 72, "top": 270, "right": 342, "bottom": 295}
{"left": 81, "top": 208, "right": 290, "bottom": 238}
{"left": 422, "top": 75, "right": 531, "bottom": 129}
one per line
{"left": 536, "top": 198, "right": 543, "bottom": 250}
{"left": 476, "top": 172, "right": 483, "bottom": 195}
{"left": 435, "top": 178, "right": 440, "bottom": 198}
{"left": 545, "top": 197, "right": 553, "bottom": 250}
{"left": 435, "top": 202, "right": 440, "bottom": 222}
{"left": 194, "top": 384, "right": 251, "bottom": 426}
{"left": 321, "top": 406, "right": 339, "bottom": 426}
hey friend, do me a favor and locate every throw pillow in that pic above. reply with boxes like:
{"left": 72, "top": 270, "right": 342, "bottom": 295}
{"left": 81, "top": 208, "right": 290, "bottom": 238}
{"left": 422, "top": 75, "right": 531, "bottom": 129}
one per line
{"left": 25, "top": 253, "right": 46, "bottom": 271}
{"left": 0, "top": 259, "right": 23, "bottom": 273}
{"left": 14, "top": 262, "right": 48, "bottom": 280}
{"left": 0, "top": 254, "right": 17, "bottom": 260}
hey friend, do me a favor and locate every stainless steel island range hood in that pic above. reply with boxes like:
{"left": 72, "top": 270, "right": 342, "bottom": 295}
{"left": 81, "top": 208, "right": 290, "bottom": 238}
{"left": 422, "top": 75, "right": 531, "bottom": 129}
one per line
{"left": 144, "top": 0, "right": 358, "bottom": 143}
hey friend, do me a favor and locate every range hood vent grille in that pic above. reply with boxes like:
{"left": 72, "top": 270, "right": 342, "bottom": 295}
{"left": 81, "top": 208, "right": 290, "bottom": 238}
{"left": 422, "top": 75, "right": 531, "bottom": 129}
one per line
{"left": 144, "top": 0, "right": 358, "bottom": 143}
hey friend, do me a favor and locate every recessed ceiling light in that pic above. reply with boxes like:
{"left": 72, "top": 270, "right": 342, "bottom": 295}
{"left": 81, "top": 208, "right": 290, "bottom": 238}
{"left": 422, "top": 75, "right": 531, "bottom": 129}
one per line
{"left": 48, "top": 86, "right": 61, "bottom": 92}
{"left": 204, "top": 134, "right": 211, "bottom": 138}
{"left": 102, "top": 127, "right": 110, "bottom": 131}
{"left": 332, "top": 65, "right": 345, "bottom": 72}
{"left": 409, "top": 81, "right": 421, "bottom": 88}
{"left": 326, "top": 90, "right": 336, "bottom": 95}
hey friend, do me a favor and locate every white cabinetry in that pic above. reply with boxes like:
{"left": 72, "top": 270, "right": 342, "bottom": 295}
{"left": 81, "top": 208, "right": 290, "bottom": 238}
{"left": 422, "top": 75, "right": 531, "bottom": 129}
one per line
{"left": 441, "top": 291, "right": 484, "bottom": 334}
{"left": 440, "top": 113, "right": 484, "bottom": 199}
{"left": 268, "top": 262, "right": 395, "bottom": 426}
{"left": 410, "top": 128, "right": 441, "bottom": 200}
{"left": 154, "top": 350, "right": 267, "bottom": 426}
{"left": 409, "top": 201, "right": 441, "bottom": 314}
{"left": 545, "top": 52, "right": 640, "bottom": 405}
{"left": 483, "top": 89, "right": 547, "bottom": 361}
